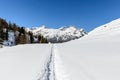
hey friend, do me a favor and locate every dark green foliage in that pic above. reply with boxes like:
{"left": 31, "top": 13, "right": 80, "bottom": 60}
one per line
{"left": 0, "top": 29, "right": 3, "bottom": 39}
{"left": 4, "top": 29, "right": 8, "bottom": 40}
{"left": 20, "top": 27, "right": 25, "bottom": 34}
{"left": 16, "top": 34, "right": 27, "bottom": 44}
{"left": 0, "top": 18, "right": 8, "bottom": 29}
{"left": 28, "top": 31, "right": 34, "bottom": 43}
{"left": 43, "top": 38, "right": 48, "bottom": 43}
{"left": 38, "top": 35, "right": 41, "bottom": 42}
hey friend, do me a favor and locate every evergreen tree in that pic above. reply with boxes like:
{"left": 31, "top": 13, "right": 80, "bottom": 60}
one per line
{"left": 8, "top": 22, "right": 13, "bottom": 30}
{"left": 38, "top": 35, "right": 41, "bottom": 43}
{"left": 5, "top": 29, "right": 8, "bottom": 40}
{"left": 28, "top": 31, "right": 34, "bottom": 43}
{"left": 12, "top": 23, "right": 18, "bottom": 32}
{"left": 43, "top": 38, "right": 48, "bottom": 43}
{"left": 0, "top": 29, "right": 4, "bottom": 39}
{"left": 15, "top": 34, "right": 27, "bottom": 44}
{"left": 20, "top": 27, "right": 25, "bottom": 34}
{"left": 0, "top": 18, "right": 8, "bottom": 29}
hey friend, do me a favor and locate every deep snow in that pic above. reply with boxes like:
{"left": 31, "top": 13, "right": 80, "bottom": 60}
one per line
{"left": 0, "top": 18, "right": 120, "bottom": 80}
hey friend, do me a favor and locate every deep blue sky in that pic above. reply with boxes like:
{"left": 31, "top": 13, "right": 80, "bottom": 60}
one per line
{"left": 0, "top": 0, "right": 120, "bottom": 31}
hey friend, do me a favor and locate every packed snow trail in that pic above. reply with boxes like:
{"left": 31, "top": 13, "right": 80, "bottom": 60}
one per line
{"left": 38, "top": 44, "right": 56, "bottom": 80}
{"left": 37, "top": 44, "right": 70, "bottom": 80}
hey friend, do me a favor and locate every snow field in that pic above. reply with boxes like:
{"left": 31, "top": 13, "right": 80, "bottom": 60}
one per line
{"left": 0, "top": 44, "right": 52, "bottom": 80}
{"left": 56, "top": 40, "right": 120, "bottom": 80}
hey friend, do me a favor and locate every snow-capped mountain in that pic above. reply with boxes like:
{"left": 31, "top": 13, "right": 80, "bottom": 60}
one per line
{"left": 27, "top": 25, "right": 87, "bottom": 43}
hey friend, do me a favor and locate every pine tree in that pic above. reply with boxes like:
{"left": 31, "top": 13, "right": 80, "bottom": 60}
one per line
{"left": 0, "top": 29, "right": 4, "bottom": 40}
{"left": 8, "top": 22, "right": 13, "bottom": 30}
{"left": 20, "top": 27, "right": 25, "bottom": 34}
{"left": 5, "top": 29, "right": 8, "bottom": 40}
{"left": 15, "top": 34, "right": 27, "bottom": 44}
{"left": 38, "top": 35, "right": 41, "bottom": 43}
{"left": 0, "top": 18, "right": 8, "bottom": 29}
{"left": 28, "top": 31, "right": 34, "bottom": 43}
{"left": 43, "top": 38, "right": 48, "bottom": 43}
{"left": 12, "top": 23, "right": 18, "bottom": 32}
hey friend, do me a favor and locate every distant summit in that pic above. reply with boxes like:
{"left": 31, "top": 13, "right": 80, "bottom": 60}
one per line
{"left": 27, "top": 25, "right": 87, "bottom": 43}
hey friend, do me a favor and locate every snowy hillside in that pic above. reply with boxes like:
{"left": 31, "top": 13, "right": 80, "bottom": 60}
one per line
{"left": 56, "top": 18, "right": 120, "bottom": 80}
{"left": 89, "top": 18, "right": 120, "bottom": 37}
{"left": 27, "top": 25, "right": 87, "bottom": 43}
{"left": 0, "top": 18, "right": 120, "bottom": 80}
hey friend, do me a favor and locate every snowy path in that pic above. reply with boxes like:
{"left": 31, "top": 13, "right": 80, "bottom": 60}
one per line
{"left": 38, "top": 44, "right": 69, "bottom": 80}
{"left": 38, "top": 44, "right": 56, "bottom": 80}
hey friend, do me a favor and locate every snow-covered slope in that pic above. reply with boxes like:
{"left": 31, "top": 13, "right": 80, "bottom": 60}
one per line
{"left": 0, "top": 18, "right": 120, "bottom": 80}
{"left": 88, "top": 18, "right": 120, "bottom": 38}
{"left": 27, "top": 25, "right": 86, "bottom": 43}
{"left": 56, "top": 18, "right": 120, "bottom": 80}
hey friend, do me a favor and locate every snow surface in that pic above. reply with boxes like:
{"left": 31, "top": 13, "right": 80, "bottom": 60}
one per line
{"left": 0, "top": 44, "right": 52, "bottom": 80}
{"left": 0, "top": 18, "right": 120, "bottom": 80}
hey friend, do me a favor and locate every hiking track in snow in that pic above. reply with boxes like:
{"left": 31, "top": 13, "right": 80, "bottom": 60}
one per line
{"left": 37, "top": 44, "right": 70, "bottom": 80}
{"left": 37, "top": 44, "right": 56, "bottom": 80}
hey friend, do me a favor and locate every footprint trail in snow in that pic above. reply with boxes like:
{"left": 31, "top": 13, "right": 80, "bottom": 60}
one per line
{"left": 37, "top": 44, "right": 70, "bottom": 80}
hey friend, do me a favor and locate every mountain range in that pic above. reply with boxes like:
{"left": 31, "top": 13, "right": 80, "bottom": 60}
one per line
{"left": 26, "top": 25, "right": 87, "bottom": 43}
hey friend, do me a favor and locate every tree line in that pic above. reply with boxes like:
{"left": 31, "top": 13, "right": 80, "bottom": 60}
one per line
{"left": 0, "top": 18, "right": 48, "bottom": 46}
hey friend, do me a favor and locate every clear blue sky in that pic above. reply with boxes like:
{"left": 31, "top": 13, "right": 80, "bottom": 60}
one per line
{"left": 0, "top": 0, "right": 120, "bottom": 31}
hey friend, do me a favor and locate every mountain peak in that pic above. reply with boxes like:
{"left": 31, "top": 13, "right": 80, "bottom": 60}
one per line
{"left": 28, "top": 26, "right": 87, "bottom": 43}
